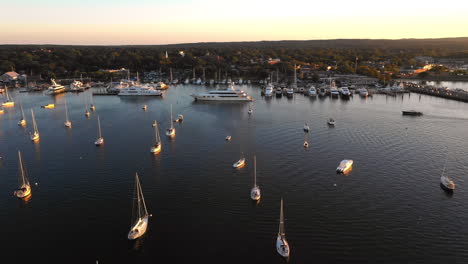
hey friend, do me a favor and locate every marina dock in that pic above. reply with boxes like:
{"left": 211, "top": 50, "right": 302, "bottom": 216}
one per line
{"left": 405, "top": 83, "right": 468, "bottom": 102}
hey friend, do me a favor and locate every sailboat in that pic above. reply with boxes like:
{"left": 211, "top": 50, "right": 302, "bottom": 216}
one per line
{"left": 2, "top": 86, "right": 14, "bottom": 107}
{"left": 276, "top": 198, "right": 290, "bottom": 258}
{"left": 248, "top": 103, "right": 253, "bottom": 115}
{"left": 440, "top": 154, "right": 455, "bottom": 192}
{"left": 90, "top": 95, "right": 96, "bottom": 111}
{"left": 304, "top": 133, "right": 309, "bottom": 148}
{"left": 150, "top": 121, "right": 162, "bottom": 154}
{"left": 250, "top": 156, "right": 261, "bottom": 201}
{"left": 30, "top": 109, "right": 39, "bottom": 141}
{"left": 303, "top": 122, "right": 310, "bottom": 132}
{"left": 165, "top": 104, "right": 176, "bottom": 137}
{"left": 128, "top": 173, "right": 149, "bottom": 240}
{"left": 13, "top": 150, "right": 32, "bottom": 199}
{"left": 142, "top": 104, "right": 148, "bottom": 111}
{"left": 64, "top": 97, "right": 72, "bottom": 128}
{"left": 94, "top": 116, "right": 104, "bottom": 146}
{"left": 233, "top": 153, "right": 245, "bottom": 168}
{"left": 85, "top": 102, "right": 90, "bottom": 117}
{"left": 18, "top": 104, "right": 27, "bottom": 126}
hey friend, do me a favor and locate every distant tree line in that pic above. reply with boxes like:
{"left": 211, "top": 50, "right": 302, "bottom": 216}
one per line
{"left": 0, "top": 38, "right": 467, "bottom": 82}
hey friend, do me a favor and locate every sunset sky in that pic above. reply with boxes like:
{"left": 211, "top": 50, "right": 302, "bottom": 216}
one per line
{"left": 1, "top": 0, "right": 467, "bottom": 45}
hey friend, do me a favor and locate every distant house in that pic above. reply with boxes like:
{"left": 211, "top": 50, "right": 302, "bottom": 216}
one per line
{"left": 1, "top": 71, "right": 20, "bottom": 83}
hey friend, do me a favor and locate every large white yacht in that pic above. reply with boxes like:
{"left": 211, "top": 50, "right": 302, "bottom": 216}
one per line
{"left": 47, "top": 79, "right": 66, "bottom": 95}
{"left": 118, "top": 85, "right": 162, "bottom": 96}
{"left": 191, "top": 89, "right": 253, "bottom": 101}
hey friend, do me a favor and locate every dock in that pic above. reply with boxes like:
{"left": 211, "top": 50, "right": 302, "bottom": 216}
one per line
{"left": 405, "top": 83, "right": 468, "bottom": 102}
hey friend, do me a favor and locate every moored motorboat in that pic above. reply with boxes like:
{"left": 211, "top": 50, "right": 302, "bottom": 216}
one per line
{"left": 402, "top": 110, "right": 422, "bottom": 116}
{"left": 327, "top": 118, "right": 335, "bottom": 126}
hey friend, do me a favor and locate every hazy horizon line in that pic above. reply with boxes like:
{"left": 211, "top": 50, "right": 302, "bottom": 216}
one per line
{"left": 2, "top": 36, "right": 468, "bottom": 47}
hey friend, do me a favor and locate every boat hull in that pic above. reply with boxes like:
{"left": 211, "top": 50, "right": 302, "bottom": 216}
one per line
{"left": 14, "top": 185, "right": 31, "bottom": 199}
{"left": 2, "top": 101, "right": 14, "bottom": 107}
{"left": 150, "top": 144, "right": 161, "bottom": 153}
{"left": 233, "top": 159, "right": 245, "bottom": 168}
{"left": 276, "top": 236, "right": 290, "bottom": 258}
{"left": 128, "top": 217, "right": 149, "bottom": 240}
{"left": 95, "top": 138, "right": 104, "bottom": 146}
{"left": 250, "top": 186, "right": 261, "bottom": 201}
{"left": 191, "top": 95, "right": 252, "bottom": 101}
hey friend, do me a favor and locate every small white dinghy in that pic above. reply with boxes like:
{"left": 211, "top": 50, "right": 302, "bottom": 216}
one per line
{"left": 336, "top": 159, "right": 353, "bottom": 173}
{"left": 327, "top": 118, "right": 335, "bottom": 126}
{"left": 142, "top": 105, "right": 148, "bottom": 111}
{"left": 233, "top": 154, "right": 245, "bottom": 168}
{"left": 250, "top": 156, "right": 261, "bottom": 201}
{"left": 128, "top": 173, "right": 149, "bottom": 240}
{"left": 303, "top": 122, "right": 310, "bottom": 132}
{"left": 276, "top": 198, "right": 290, "bottom": 258}
{"left": 225, "top": 136, "right": 232, "bottom": 141}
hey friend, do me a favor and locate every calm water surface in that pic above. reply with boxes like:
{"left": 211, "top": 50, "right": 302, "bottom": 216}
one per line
{"left": 1, "top": 85, "right": 468, "bottom": 263}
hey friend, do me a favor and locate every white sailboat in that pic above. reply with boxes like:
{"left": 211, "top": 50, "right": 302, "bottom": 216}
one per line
{"left": 64, "top": 97, "right": 72, "bottom": 128}
{"left": 85, "top": 102, "right": 90, "bottom": 117}
{"left": 18, "top": 104, "right": 26, "bottom": 126}
{"left": 13, "top": 150, "right": 32, "bottom": 199}
{"left": 90, "top": 95, "right": 96, "bottom": 111}
{"left": 165, "top": 104, "right": 175, "bottom": 137}
{"left": 142, "top": 104, "right": 148, "bottom": 111}
{"left": 94, "top": 116, "right": 104, "bottom": 146}
{"left": 248, "top": 103, "right": 253, "bottom": 115}
{"left": 150, "top": 121, "right": 162, "bottom": 154}
{"left": 30, "top": 109, "right": 39, "bottom": 141}
{"left": 2, "top": 86, "right": 14, "bottom": 107}
{"left": 250, "top": 156, "right": 261, "bottom": 201}
{"left": 440, "top": 155, "right": 455, "bottom": 192}
{"left": 233, "top": 153, "right": 245, "bottom": 168}
{"left": 128, "top": 173, "right": 149, "bottom": 240}
{"left": 276, "top": 198, "right": 290, "bottom": 258}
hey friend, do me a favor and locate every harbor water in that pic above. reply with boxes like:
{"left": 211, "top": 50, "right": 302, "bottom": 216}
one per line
{"left": 1, "top": 85, "right": 468, "bottom": 263}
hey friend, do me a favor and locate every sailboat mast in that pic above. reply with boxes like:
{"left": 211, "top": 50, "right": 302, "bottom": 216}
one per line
{"left": 20, "top": 104, "right": 25, "bottom": 119}
{"left": 18, "top": 150, "right": 27, "bottom": 186}
{"left": 139, "top": 175, "right": 148, "bottom": 216}
{"left": 97, "top": 116, "right": 102, "bottom": 138}
{"left": 65, "top": 97, "right": 69, "bottom": 121}
{"left": 170, "top": 105, "right": 173, "bottom": 129}
{"left": 279, "top": 198, "right": 285, "bottom": 237}
{"left": 154, "top": 121, "right": 160, "bottom": 143}
{"left": 254, "top": 155, "right": 257, "bottom": 187}
{"left": 31, "top": 109, "right": 38, "bottom": 133}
